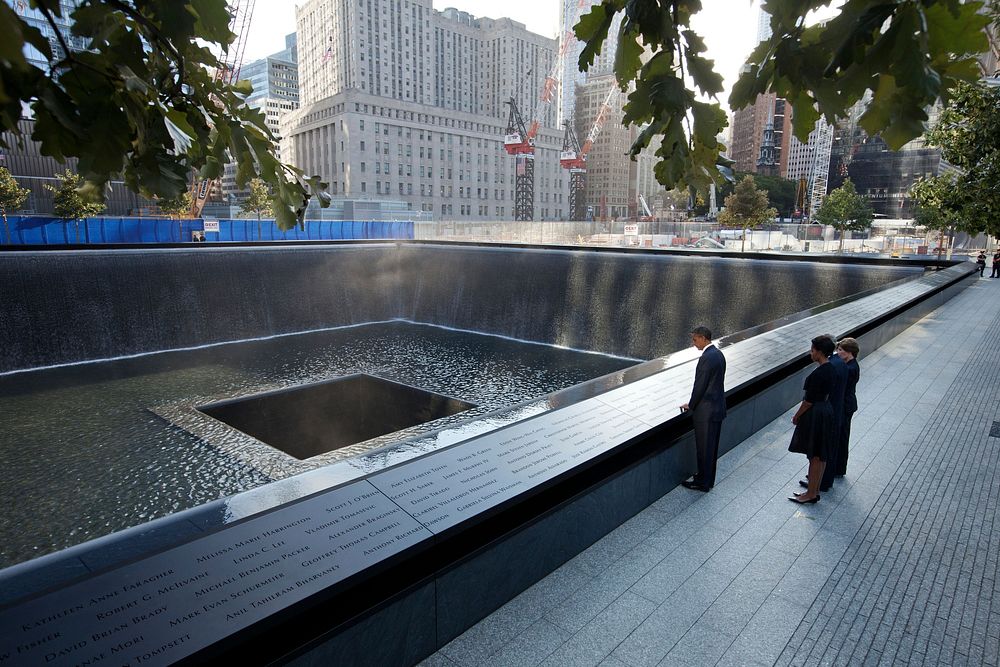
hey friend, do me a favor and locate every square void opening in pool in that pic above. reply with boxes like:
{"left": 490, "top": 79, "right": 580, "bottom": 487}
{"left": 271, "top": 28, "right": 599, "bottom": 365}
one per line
{"left": 199, "top": 374, "right": 477, "bottom": 459}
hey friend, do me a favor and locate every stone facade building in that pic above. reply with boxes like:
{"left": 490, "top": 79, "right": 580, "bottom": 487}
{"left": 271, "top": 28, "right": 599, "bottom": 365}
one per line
{"left": 284, "top": 0, "right": 568, "bottom": 220}
{"left": 222, "top": 34, "right": 300, "bottom": 203}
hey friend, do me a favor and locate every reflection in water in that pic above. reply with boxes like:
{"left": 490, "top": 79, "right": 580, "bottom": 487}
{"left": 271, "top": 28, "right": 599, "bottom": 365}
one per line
{"left": 0, "top": 322, "right": 634, "bottom": 568}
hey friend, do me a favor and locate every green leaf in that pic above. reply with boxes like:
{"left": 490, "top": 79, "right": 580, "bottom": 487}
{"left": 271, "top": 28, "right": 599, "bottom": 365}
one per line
{"left": 690, "top": 101, "right": 724, "bottom": 146}
{"left": 614, "top": 29, "right": 643, "bottom": 87}
{"left": 188, "top": 0, "right": 235, "bottom": 44}
{"left": 575, "top": 2, "right": 616, "bottom": 72}
{"left": 684, "top": 52, "right": 723, "bottom": 97}
{"left": 231, "top": 78, "right": 253, "bottom": 97}
{"left": 788, "top": 91, "right": 820, "bottom": 143}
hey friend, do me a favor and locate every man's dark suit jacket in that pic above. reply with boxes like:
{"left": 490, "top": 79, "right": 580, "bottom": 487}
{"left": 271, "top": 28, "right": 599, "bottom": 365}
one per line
{"left": 689, "top": 344, "right": 727, "bottom": 422}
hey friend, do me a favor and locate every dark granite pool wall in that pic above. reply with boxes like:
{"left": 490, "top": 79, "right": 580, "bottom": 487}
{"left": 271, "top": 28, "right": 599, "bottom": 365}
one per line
{"left": 0, "top": 263, "right": 975, "bottom": 667}
{"left": 0, "top": 243, "right": 921, "bottom": 372}
{"left": 398, "top": 245, "right": 923, "bottom": 359}
{"left": 0, "top": 246, "right": 404, "bottom": 372}
{"left": 278, "top": 268, "right": 980, "bottom": 667}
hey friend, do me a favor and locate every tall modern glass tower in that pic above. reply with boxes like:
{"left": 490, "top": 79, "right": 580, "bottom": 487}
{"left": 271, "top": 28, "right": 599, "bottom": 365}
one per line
{"left": 557, "top": 0, "right": 621, "bottom": 127}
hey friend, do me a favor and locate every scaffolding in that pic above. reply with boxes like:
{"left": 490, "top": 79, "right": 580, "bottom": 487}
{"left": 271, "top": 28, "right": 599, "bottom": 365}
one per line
{"left": 808, "top": 119, "right": 835, "bottom": 218}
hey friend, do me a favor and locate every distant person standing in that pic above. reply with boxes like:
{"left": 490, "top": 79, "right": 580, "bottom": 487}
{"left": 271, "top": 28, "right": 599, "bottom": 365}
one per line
{"left": 680, "top": 326, "right": 727, "bottom": 492}
{"left": 834, "top": 338, "right": 861, "bottom": 478}
{"left": 991, "top": 249, "right": 1000, "bottom": 278}
{"left": 976, "top": 252, "right": 987, "bottom": 277}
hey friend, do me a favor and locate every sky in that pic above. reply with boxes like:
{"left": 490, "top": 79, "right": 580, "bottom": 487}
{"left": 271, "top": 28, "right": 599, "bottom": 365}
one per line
{"left": 241, "top": 1, "right": 834, "bottom": 104}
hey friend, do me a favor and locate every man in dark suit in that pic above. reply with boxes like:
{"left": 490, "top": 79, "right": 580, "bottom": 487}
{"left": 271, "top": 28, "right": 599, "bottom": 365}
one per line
{"left": 680, "top": 326, "right": 727, "bottom": 492}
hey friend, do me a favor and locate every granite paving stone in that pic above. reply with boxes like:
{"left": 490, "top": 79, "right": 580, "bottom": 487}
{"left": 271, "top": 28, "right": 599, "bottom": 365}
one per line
{"left": 539, "top": 592, "right": 657, "bottom": 667}
{"left": 478, "top": 620, "right": 571, "bottom": 667}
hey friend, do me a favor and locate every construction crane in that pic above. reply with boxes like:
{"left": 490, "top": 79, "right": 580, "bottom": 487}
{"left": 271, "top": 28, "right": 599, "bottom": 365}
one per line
{"left": 189, "top": 0, "right": 258, "bottom": 218}
{"left": 559, "top": 85, "right": 620, "bottom": 221}
{"left": 504, "top": 97, "right": 535, "bottom": 221}
{"left": 638, "top": 193, "right": 653, "bottom": 222}
{"left": 560, "top": 121, "right": 586, "bottom": 220}
{"left": 807, "top": 119, "right": 834, "bottom": 221}
{"left": 501, "top": 0, "right": 590, "bottom": 222}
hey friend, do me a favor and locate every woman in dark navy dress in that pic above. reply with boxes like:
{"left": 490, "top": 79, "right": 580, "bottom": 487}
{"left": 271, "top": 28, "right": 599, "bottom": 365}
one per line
{"left": 788, "top": 336, "right": 837, "bottom": 503}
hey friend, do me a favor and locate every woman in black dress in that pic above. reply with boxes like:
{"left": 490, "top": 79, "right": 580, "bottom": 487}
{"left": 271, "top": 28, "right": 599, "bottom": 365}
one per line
{"left": 834, "top": 337, "right": 861, "bottom": 477}
{"left": 788, "top": 336, "right": 837, "bottom": 504}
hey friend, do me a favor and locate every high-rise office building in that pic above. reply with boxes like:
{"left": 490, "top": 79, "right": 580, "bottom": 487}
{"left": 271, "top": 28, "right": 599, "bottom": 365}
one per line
{"left": 223, "top": 34, "right": 300, "bottom": 202}
{"left": 730, "top": 7, "right": 795, "bottom": 177}
{"left": 0, "top": 0, "right": 150, "bottom": 215}
{"left": 574, "top": 75, "right": 636, "bottom": 220}
{"left": 730, "top": 93, "right": 792, "bottom": 176}
{"left": 557, "top": 1, "right": 621, "bottom": 131}
{"left": 6, "top": 0, "right": 86, "bottom": 69}
{"left": 284, "top": 0, "right": 567, "bottom": 220}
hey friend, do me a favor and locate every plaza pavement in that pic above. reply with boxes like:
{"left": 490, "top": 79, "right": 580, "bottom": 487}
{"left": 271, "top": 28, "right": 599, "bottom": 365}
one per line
{"left": 418, "top": 271, "right": 1000, "bottom": 667}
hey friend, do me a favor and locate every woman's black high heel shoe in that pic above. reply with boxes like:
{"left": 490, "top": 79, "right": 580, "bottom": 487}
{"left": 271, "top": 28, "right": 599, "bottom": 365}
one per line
{"left": 789, "top": 494, "right": 820, "bottom": 504}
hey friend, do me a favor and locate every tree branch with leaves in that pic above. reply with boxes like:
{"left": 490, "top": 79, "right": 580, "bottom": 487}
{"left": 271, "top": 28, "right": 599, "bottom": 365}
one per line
{"left": 576, "top": 0, "right": 993, "bottom": 196}
{"left": 923, "top": 81, "right": 1000, "bottom": 239}
{"left": 0, "top": 0, "right": 328, "bottom": 231}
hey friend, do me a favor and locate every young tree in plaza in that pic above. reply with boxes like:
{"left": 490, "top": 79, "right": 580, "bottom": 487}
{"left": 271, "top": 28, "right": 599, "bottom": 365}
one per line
{"left": 157, "top": 191, "right": 192, "bottom": 218}
{"left": 0, "top": 166, "right": 30, "bottom": 244}
{"left": 910, "top": 174, "right": 968, "bottom": 260}
{"left": 814, "top": 179, "right": 874, "bottom": 253}
{"left": 45, "top": 170, "right": 105, "bottom": 242}
{"left": 575, "top": 0, "right": 994, "bottom": 195}
{"left": 717, "top": 175, "right": 777, "bottom": 252}
{"left": 241, "top": 178, "right": 272, "bottom": 238}
{"left": 0, "top": 0, "right": 328, "bottom": 230}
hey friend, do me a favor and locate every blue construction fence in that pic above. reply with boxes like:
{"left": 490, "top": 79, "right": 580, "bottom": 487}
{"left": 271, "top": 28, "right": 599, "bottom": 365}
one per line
{"left": 1, "top": 216, "right": 415, "bottom": 245}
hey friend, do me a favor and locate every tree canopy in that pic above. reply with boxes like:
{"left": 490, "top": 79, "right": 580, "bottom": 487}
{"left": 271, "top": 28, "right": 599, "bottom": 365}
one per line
{"left": 814, "top": 179, "right": 873, "bottom": 252}
{"left": 241, "top": 178, "right": 272, "bottom": 221}
{"left": 157, "top": 190, "right": 192, "bottom": 218}
{"left": 717, "top": 175, "right": 777, "bottom": 251}
{"left": 909, "top": 174, "right": 963, "bottom": 232}
{"left": 576, "top": 0, "right": 995, "bottom": 194}
{"left": 0, "top": 165, "right": 30, "bottom": 243}
{"left": 0, "top": 0, "right": 327, "bottom": 230}
{"left": 688, "top": 172, "right": 795, "bottom": 217}
{"left": 923, "top": 81, "right": 1000, "bottom": 238}
{"left": 46, "top": 169, "right": 105, "bottom": 220}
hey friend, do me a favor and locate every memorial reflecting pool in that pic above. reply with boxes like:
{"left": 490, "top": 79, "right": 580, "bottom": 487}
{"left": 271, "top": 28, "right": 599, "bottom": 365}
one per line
{"left": 0, "top": 322, "right": 635, "bottom": 568}
{"left": 0, "top": 245, "right": 926, "bottom": 571}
